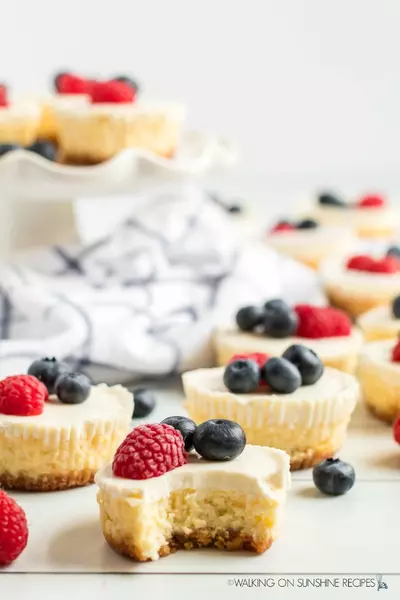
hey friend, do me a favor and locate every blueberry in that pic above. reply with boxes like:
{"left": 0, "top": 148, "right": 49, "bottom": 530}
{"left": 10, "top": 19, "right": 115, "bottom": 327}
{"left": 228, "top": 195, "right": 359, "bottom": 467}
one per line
{"left": 263, "top": 301, "right": 298, "bottom": 338}
{"left": 317, "top": 192, "right": 346, "bottom": 207}
{"left": 112, "top": 75, "right": 140, "bottom": 92}
{"left": 282, "top": 344, "right": 324, "bottom": 385}
{"left": 227, "top": 203, "right": 243, "bottom": 214}
{"left": 27, "top": 140, "right": 57, "bottom": 161}
{"left": 223, "top": 359, "right": 260, "bottom": 393}
{"left": 161, "top": 416, "right": 197, "bottom": 451}
{"left": 312, "top": 458, "right": 355, "bottom": 496}
{"left": 27, "top": 357, "right": 70, "bottom": 395}
{"left": 55, "top": 372, "right": 91, "bottom": 404}
{"left": 262, "top": 357, "right": 301, "bottom": 393}
{"left": 193, "top": 419, "right": 246, "bottom": 461}
{"left": 387, "top": 245, "right": 400, "bottom": 259}
{"left": 235, "top": 305, "right": 265, "bottom": 332}
{"left": 0, "top": 143, "right": 21, "bottom": 157}
{"left": 297, "top": 218, "right": 318, "bottom": 229}
{"left": 392, "top": 296, "right": 400, "bottom": 319}
{"left": 53, "top": 71, "right": 70, "bottom": 91}
{"left": 132, "top": 387, "right": 156, "bottom": 418}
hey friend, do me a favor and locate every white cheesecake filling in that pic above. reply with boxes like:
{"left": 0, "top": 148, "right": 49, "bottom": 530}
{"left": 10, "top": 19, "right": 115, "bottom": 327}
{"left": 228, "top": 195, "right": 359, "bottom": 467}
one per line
{"left": 55, "top": 98, "right": 187, "bottom": 121}
{"left": 0, "top": 102, "right": 41, "bottom": 120}
{"left": 359, "top": 339, "right": 400, "bottom": 372}
{"left": 95, "top": 445, "right": 291, "bottom": 503}
{"left": 358, "top": 305, "right": 400, "bottom": 335}
{"left": 304, "top": 203, "right": 398, "bottom": 229}
{"left": 267, "top": 226, "right": 357, "bottom": 258}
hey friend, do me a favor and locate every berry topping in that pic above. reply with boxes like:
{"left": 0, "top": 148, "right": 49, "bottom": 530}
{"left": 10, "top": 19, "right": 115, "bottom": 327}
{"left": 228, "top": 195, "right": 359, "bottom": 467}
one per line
{"left": 54, "top": 372, "right": 91, "bottom": 404}
{"left": 161, "top": 416, "right": 197, "bottom": 452}
{"left": 296, "top": 218, "right": 318, "bottom": 229}
{"left": 53, "top": 71, "right": 70, "bottom": 91}
{"left": 223, "top": 359, "right": 260, "bottom": 394}
{"left": 393, "top": 415, "right": 400, "bottom": 445}
{"left": 312, "top": 458, "right": 355, "bottom": 496}
{"left": 0, "top": 84, "right": 8, "bottom": 107}
{"left": 357, "top": 193, "right": 385, "bottom": 208}
{"left": 57, "top": 73, "right": 91, "bottom": 95}
{"left": 262, "top": 357, "right": 301, "bottom": 394}
{"left": 317, "top": 192, "right": 346, "bottom": 207}
{"left": 0, "top": 490, "right": 29, "bottom": 566}
{"left": 387, "top": 245, "right": 400, "bottom": 259}
{"left": 282, "top": 344, "right": 324, "bottom": 385}
{"left": 264, "top": 299, "right": 298, "bottom": 338}
{"left": 393, "top": 296, "right": 400, "bottom": 319}
{"left": 0, "top": 374, "right": 47, "bottom": 416}
{"left": 27, "top": 357, "right": 69, "bottom": 395}
{"left": 112, "top": 423, "right": 187, "bottom": 480}
{"left": 192, "top": 419, "right": 246, "bottom": 461}
{"left": 132, "top": 388, "right": 156, "bottom": 418}
{"left": 294, "top": 305, "right": 352, "bottom": 338}
{"left": 235, "top": 305, "right": 264, "bottom": 332}
{"left": 0, "top": 143, "right": 20, "bottom": 157}
{"left": 112, "top": 75, "right": 140, "bottom": 92}
{"left": 270, "top": 221, "right": 296, "bottom": 233}
{"left": 27, "top": 140, "right": 57, "bottom": 162}
{"left": 346, "top": 254, "right": 400, "bottom": 273}
{"left": 391, "top": 339, "right": 400, "bottom": 362}
{"left": 90, "top": 80, "right": 136, "bottom": 104}
{"left": 229, "top": 352, "right": 270, "bottom": 369}
{"left": 226, "top": 202, "right": 243, "bottom": 214}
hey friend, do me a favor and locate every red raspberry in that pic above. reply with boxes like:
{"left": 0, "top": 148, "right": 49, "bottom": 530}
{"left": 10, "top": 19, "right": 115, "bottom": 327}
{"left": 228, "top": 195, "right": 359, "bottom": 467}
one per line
{"left": 0, "top": 375, "right": 47, "bottom": 416}
{"left": 393, "top": 415, "right": 400, "bottom": 444}
{"left": 229, "top": 352, "right": 270, "bottom": 368}
{"left": 57, "top": 73, "right": 91, "bottom": 95}
{"left": 357, "top": 194, "right": 386, "bottom": 208}
{"left": 270, "top": 222, "right": 295, "bottom": 234}
{"left": 391, "top": 340, "right": 400, "bottom": 363}
{"left": 369, "top": 257, "right": 400, "bottom": 274}
{"left": 346, "top": 255, "right": 376, "bottom": 272}
{"left": 0, "top": 490, "right": 29, "bottom": 566}
{"left": 294, "top": 305, "right": 352, "bottom": 338}
{"left": 112, "top": 423, "right": 188, "bottom": 480}
{"left": 90, "top": 80, "right": 136, "bottom": 104}
{"left": 0, "top": 84, "right": 8, "bottom": 107}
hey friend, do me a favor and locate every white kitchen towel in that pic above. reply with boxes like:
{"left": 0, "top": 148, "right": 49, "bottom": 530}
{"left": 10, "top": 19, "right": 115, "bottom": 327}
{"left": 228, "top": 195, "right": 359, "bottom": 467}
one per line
{"left": 0, "top": 186, "right": 325, "bottom": 383}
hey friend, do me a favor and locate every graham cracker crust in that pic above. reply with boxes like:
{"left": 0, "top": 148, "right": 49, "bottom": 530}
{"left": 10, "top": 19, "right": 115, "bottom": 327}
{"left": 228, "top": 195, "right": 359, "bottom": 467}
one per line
{"left": 59, "top": 148, "right": 175, "bottom": 166}
{"left": 325, "top": 287, "right": 389, "bottom": 319}
{"left": 0, "top": 468, "right": 96, "bottom": 491}
{"left": 365, "top": 402, "right": 399, "bottom": 425}
{"left": 103, "top": 527, "right": 273, "bottom": 562}
{"left": 289, "top": 445, "right": 340, "bottom": 470}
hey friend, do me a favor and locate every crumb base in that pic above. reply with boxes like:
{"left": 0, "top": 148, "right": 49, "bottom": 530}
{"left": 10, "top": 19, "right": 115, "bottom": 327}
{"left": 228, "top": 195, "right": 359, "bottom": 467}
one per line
{"left": 0, "top": 469, "right": 96, "bottom": 491}
{"left": 325, "top": 287, "right": 390, "bottom": 319}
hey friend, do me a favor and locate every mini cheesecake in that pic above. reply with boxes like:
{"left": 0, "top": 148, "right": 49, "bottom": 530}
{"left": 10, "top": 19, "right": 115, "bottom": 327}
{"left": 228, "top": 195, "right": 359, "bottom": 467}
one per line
{"left": 267, "top": 219, "right": 357, "bottom": 270}
{"left": 0, "top": 86, "right": 41, "bottom": 146}
{"left": 214, "top": 301, "right": 363, "bottom": 374}
{"left": 183, "top": 357, "right": 359, "bottom": 470}
{"left": 321, "top": 252, "right": 400, "bottom": 318}
{"left": 302, "top": 191, "right": 399, "bottom": 239}
{"left": 96, "top": 425, "right": 290, "bottom": 561}
{"left": 29, "top": 92, "right": 90, "bottom": 141}
{"left": 357, "top": 338, "right": 400, "bottom": 423}
{"left": 357, "top": 296, "right": 400, "bottom": 341}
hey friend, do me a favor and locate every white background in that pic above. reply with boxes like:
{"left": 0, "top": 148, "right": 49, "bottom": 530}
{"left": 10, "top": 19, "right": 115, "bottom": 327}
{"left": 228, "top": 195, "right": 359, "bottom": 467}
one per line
{"left": 2, "top": 0, "right": 400, "bottom": 181}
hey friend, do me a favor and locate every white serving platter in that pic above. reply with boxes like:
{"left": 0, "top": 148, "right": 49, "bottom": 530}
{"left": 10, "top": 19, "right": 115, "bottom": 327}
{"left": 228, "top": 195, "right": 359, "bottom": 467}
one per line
{"left": 4, "top": 378, "right": 400, "bottom": 575}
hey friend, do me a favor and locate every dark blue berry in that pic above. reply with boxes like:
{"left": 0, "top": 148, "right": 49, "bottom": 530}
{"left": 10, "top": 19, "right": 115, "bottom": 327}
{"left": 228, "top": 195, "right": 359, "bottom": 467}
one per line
{"left": 132, "top": 388, "right": 156, "bottom": 418}
{"left": 227, "top": 203, "right": 243, "bottom": 214}
{"left": 392, "top": 296, "right": 400, "bottom": 319}
{"left": 161, "top": 416, "right": 196, "bottom": 451}
{"left": 113, "top": 75, "right": 140, "bottom": 92}
{"left": 317, "top": 192, "right": 346, "bottom": 207}
{"left": 282, "top": 344, "right": 324, "bottom": 385}
{"left": 387, "top": 246, "right": 400, "bottom": 259}
{"left": 27, "top": 140, "right": 57, "bottom": 161}
{"left": 297, "top": 218, "right": 318, "bottom": 229}
{"left": 0, "top": 143, "right": 20, "bottom": 157}
{"left": 263, "top": 301, "right": 298, "bottom": 338}
{"left": 27, "top": 357, "right": 70, "bottom": 395}
{"left": 262, "top": 357, "right": 301, "bottom": 393}
{"left": 223, "top": 359, "right": 260, "bottom": 393}
{"left": 53, "top": 71, "right": 70, "bottom": 91}
{"left": 313, "top": 458, "right": 355, "bottom": 496}
{"left": 193, "top": 419, "right": 246, "bottom": 461}
{"left": 55, "top": 372, "right": 91, "bottom": 404}
{"left": 235, "top": 305, "right": 265, "bottom": 332}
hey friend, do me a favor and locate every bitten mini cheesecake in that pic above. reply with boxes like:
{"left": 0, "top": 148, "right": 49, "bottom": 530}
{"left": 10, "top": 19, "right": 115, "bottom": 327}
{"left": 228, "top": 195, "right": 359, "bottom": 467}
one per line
{"left": 0, "top": 358, "right": 132, "bottom": 491}
{"left": 302, "top": 191, "right": 399, "bottom": 239}
{"left": 321, "top": 250, "right": 400, "bottom": 318}
{"left": 183, "top": 349, "right": 359, "bottom": 470}
{"left": 267, "top": 218, "right": 357, "bottom": 270}
{"left": 214, "top": 300, "right": 363, "bottom": 374}
{"left": 357, "top": 338, "right": 400, "bottom": 423}
{"left": 96, "top": 420, "right": 290, "bottom": 561}
{"left": 358, "top": 295, "right": 400, "bottom": 342}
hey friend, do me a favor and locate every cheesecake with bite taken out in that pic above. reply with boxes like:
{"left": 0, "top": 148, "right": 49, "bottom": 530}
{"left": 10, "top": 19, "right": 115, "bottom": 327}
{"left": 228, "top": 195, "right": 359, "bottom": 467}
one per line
{"left": 0, "top": 358, "right": 132, "bottom": 491}
{"left": 95, "top": 420, "right": 290, "bottom": 561}
{"left": 183, "top": 348, "right": 359, "bottom": 470}
{"left": 214, "top": 300, "right": 363, "bottom": 374}
{"left": 320, "top": 249, "right": 400, "bottom": 319}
